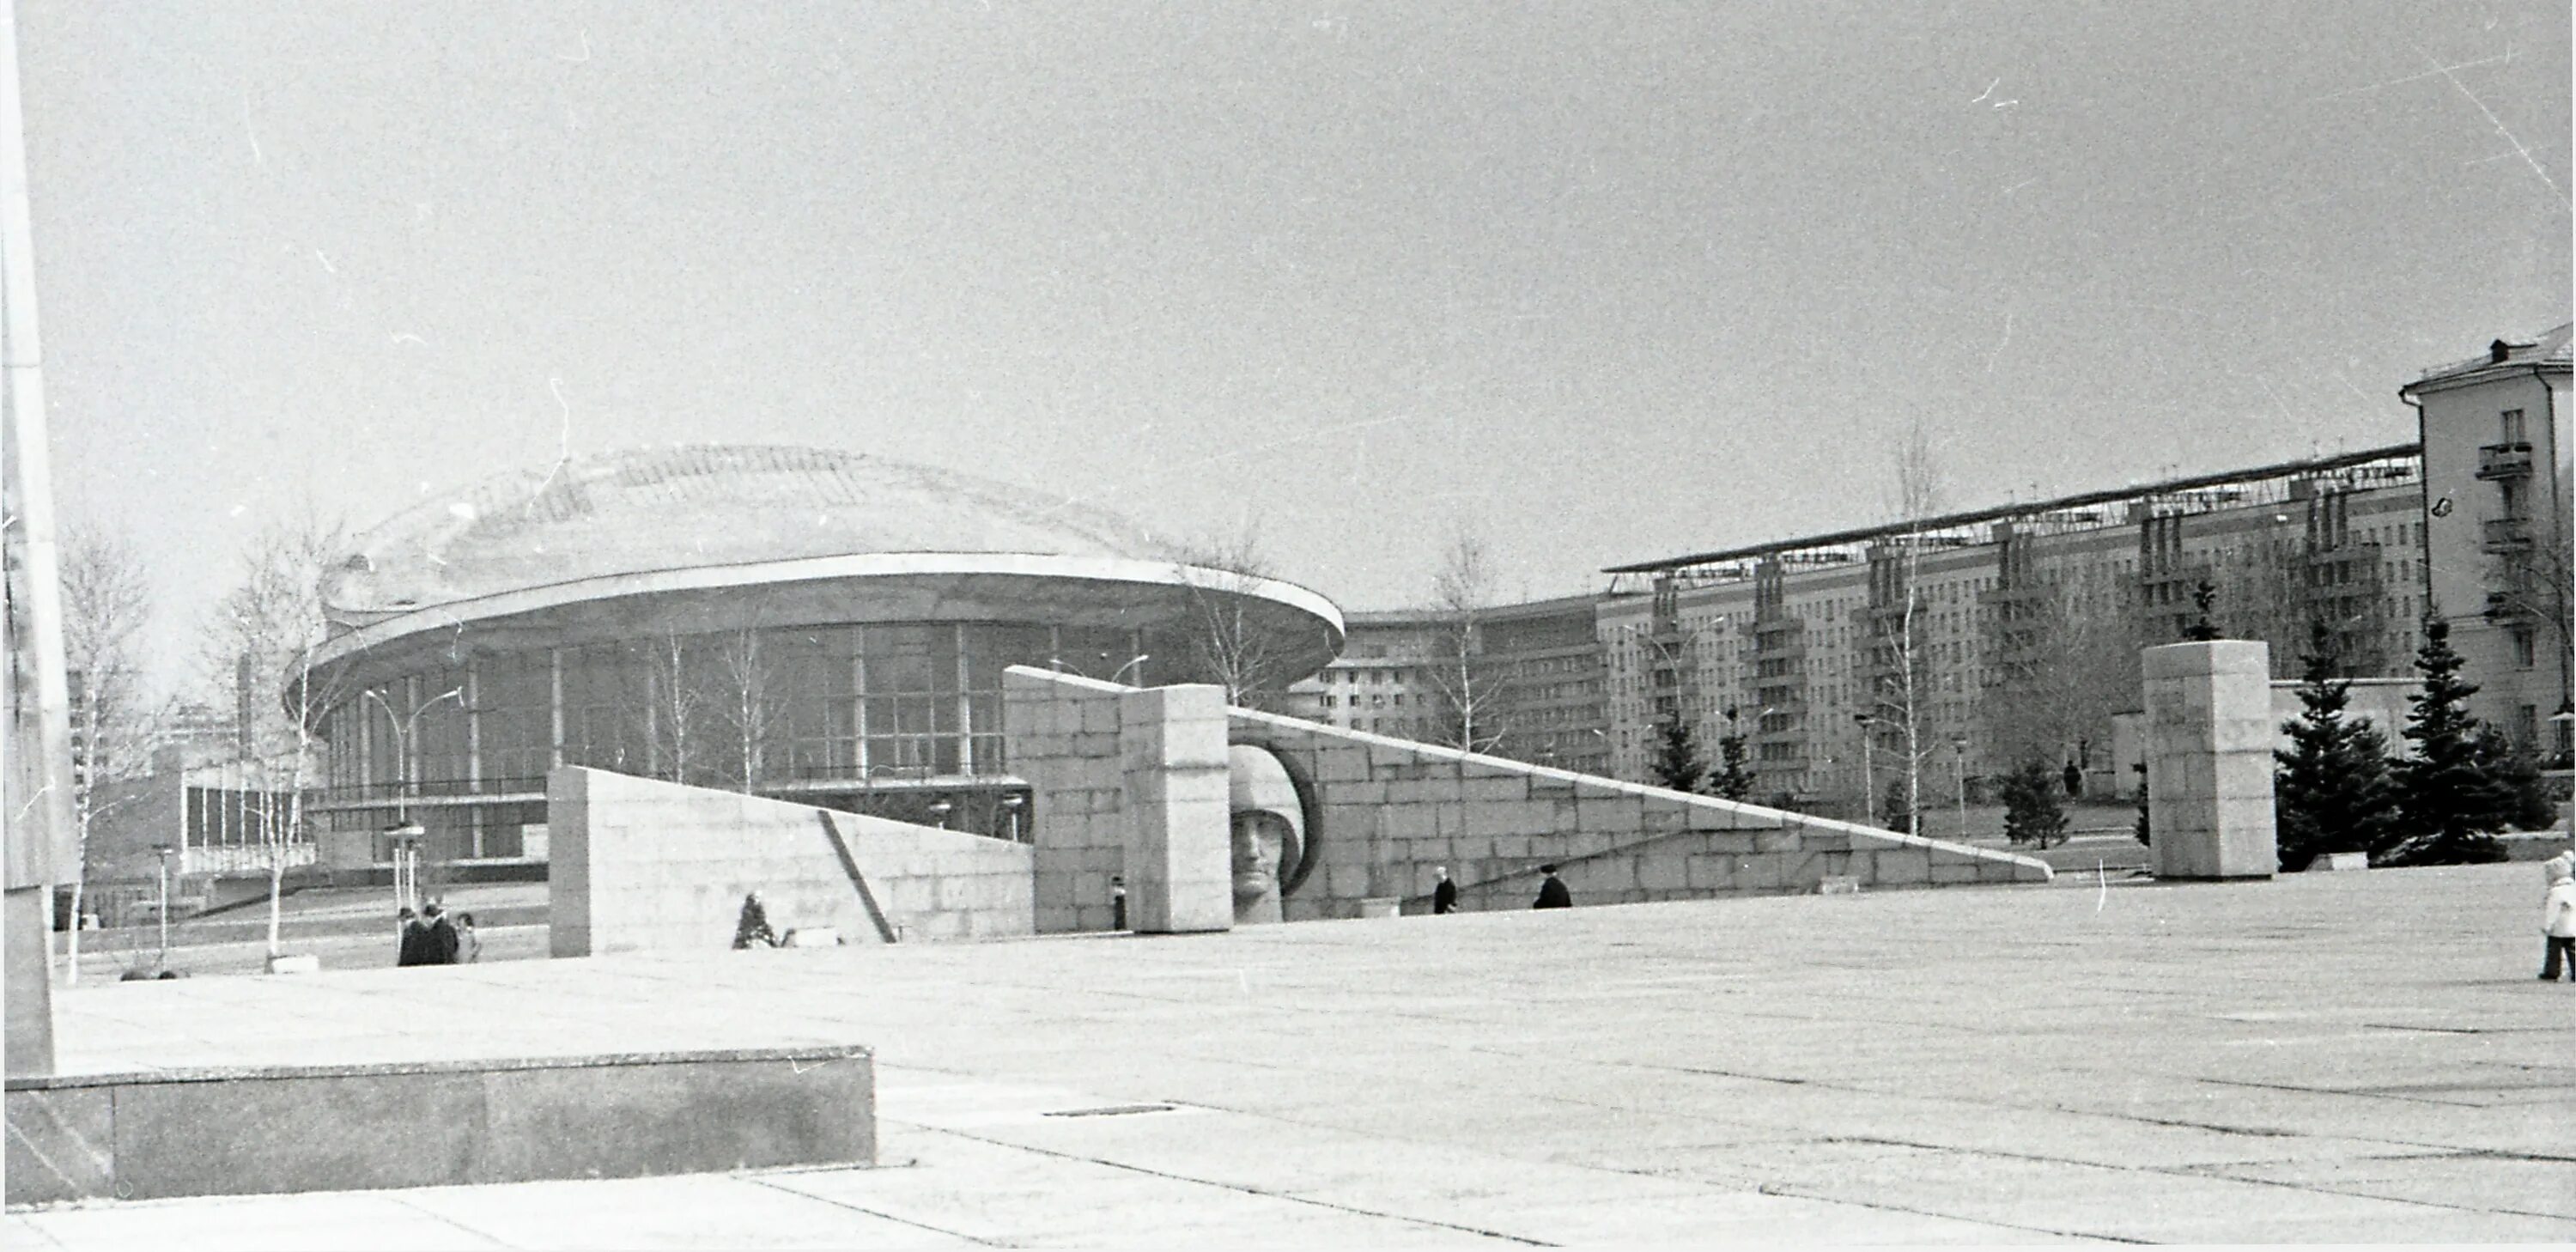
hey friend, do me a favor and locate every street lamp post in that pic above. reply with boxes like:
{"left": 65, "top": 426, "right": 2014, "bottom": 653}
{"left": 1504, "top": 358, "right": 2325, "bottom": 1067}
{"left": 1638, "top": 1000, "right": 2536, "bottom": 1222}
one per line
{"left": 1951, "top": 733, "right": 1969, "bottom": 841}
{"left": 1000, "top": 793, "right": 1026, "bottom": 842}
{"left": 361, "top": 687, "right": 464, "bottom": 831}
{"left": 1854, "top": 714, "right": 1877, "bottom": 827}
{"left": 1109, "top": 653, "right": 1151, "bottom": 685}
{"left": 151, "top": 844, "right": 174, "bottom": 969}
{"left": 363, "top": 687, "right": 460, "bottom": 914}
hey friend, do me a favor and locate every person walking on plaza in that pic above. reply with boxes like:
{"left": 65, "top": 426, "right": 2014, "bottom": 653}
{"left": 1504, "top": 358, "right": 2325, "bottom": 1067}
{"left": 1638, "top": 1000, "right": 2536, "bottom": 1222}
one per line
{"left": 396, "top": 907, "right": 428, "bottom": 967}
{"left": 1533, "top": 864, "right": 1572, "bottom": 910}
{"left": 454, "top": 911, "right": 482, "bottom": 963}
{"left": 2545, "top": 848, "right": 2575, "bottom": 893}
{"left": 1433, "top": 866, "right": 1458, "bottom": 915}
{"left": 2542, "top": 866, "right": 2576, "bottom": 982}
{"left": 424, "top": 903, "right": 462, "bottom": 965}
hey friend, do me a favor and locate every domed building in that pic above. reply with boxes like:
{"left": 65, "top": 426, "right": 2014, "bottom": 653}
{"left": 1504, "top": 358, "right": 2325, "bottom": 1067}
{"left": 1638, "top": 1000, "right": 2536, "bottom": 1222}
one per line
{"left": 295, "top": 445, "right": 1344, "bottom": 869}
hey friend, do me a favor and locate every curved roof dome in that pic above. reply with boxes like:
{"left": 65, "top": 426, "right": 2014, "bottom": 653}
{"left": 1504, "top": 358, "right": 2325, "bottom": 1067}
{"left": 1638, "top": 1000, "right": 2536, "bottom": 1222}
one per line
{"left": 329, "top": 445, "right": 1167, "bottom": 620}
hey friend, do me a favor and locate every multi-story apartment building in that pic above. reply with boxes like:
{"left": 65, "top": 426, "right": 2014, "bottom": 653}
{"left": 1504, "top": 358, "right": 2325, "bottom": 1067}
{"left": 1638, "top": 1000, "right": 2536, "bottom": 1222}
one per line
{"left": 1479, "top": 594, "right": 1612, "bottom": 775}
{"left": 1279, "top": 610, "right": 1446, "bottom": 741}
{"left": 2403, "top": 324, "right": 2573, "bottom": 763}
{"left": 1600, "top": 444, "right": 2431, "bottom": 817}
{"left": 1279, "top": 596, "right": 1612, "bottom": 775}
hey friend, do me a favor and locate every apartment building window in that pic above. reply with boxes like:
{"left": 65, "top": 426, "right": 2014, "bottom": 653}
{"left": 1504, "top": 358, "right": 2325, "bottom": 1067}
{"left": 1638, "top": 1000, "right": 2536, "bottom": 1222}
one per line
{"left": 2501, "top": 409, "right": 2526, "bottom": 443}
{"left": 2511, "top": 629, "right": 2536, "bottom": 670}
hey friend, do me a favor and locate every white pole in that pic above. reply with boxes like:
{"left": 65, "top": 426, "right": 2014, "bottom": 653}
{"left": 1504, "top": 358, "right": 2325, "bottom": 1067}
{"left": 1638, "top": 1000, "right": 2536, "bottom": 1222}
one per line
{"left": 1, "top": 0, "right": 82, "bottom": 1010}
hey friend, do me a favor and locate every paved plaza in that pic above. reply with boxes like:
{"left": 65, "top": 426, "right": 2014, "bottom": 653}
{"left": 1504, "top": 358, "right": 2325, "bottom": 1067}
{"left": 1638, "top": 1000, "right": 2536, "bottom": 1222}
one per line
{"left": 9, "top": 860, "right": 2573, "bottom": 1247}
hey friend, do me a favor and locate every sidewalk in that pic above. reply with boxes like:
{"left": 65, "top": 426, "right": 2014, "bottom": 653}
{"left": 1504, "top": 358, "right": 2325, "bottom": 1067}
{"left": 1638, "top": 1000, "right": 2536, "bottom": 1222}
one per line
{"left": 9, "top": 863, "right": 2572, "bottom": 1246}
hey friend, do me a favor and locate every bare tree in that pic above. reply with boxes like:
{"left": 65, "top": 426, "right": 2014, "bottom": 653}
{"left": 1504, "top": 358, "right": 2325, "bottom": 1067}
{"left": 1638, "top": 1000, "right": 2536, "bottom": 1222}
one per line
{"left": 1867, "top": 420, "right": 1946, "bottom": 832}
{"left": 2487, "top": 527, "right": 2574, "bottom": 757}
{"left": 641, "top": 627, "right": 709, "bottom": 786}
{"left": 711, "top": 605, "right": 793, "bottom": 793}
{"left": 58, "top": 528, "right": 170, "bottom": 982}
{"left": 1982, "top": 577, "right": 2138, "bottom": 780}
{"left": 1166, "top": 524, "right": 1293, "bottom": 710}
{"left": 1425, "top": 525, "right": 1509, "bottom": 752}
{"left": 207, "top": 510, "right": 347, "bottom": 960}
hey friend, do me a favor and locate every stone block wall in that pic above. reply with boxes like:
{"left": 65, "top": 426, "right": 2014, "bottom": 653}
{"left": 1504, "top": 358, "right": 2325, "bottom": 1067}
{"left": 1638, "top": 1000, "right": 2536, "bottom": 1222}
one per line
{"left": 1226, "top": 711, "right": 2052, "bottom": 917}
{"left": 549, "top": 767, "right": 1033, "bottom": 956}
{"left": 2143, "top": 641, "right": 2278, "bottom": 879}
{"left": 1002, "top": 666, "right": 1233, "bottom": 933}
{"left": 999, "top": 667, "right": 2050, "bottom": 932}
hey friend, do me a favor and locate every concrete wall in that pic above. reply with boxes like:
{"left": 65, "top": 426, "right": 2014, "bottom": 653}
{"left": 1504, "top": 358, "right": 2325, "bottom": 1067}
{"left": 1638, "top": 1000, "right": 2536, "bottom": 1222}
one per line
{"left": 5, "top": 1045, "right": 872, "bottom": 1203}
{"left": 1001, "top": 667, "right": 2050, "bottom": 930}
{"left": 1002, "top": 667, "right": 1231, "bottom": 933}
{"left": 548, "top": 767, "right": 1032, "bottom": 956}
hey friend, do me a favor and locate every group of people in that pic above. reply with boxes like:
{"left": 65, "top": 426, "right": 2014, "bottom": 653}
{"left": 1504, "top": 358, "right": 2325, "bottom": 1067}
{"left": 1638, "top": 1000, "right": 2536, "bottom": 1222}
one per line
{"left": 396, "top": 903, "right": 479, "bottom": 966}
{"left": 1425, "top": 864, "right": 1573, "bottom": 914}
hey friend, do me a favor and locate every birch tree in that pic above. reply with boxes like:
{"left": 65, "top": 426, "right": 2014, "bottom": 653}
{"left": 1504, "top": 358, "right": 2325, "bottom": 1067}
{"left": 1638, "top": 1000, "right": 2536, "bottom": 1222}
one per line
{"left": 1867, "top": 420, "right": 1945, "bottom": 832}
{"left": 1426, "top": 526, "right": 1509, "bottom": 752}
{"left": 1166, "top": 526, "right": 1292, "bottom": 710}
{"left": 206, "top": 510, "right": 347, "bottom": 959}
{"left": 58, "top": 529, "right": 168, "bottom": 981}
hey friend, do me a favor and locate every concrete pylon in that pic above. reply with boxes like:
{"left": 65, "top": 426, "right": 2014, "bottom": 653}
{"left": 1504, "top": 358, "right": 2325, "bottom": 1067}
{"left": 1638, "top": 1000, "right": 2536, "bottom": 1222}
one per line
{"left": 2142, "top": 641, "right": 2278, "bottom": 879}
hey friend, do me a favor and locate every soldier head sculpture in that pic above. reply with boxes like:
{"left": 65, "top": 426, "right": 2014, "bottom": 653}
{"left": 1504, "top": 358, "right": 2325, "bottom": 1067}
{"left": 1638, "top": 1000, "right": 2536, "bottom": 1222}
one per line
{"left": 1227, "top": 744, "right": 1307, "bottom": 925}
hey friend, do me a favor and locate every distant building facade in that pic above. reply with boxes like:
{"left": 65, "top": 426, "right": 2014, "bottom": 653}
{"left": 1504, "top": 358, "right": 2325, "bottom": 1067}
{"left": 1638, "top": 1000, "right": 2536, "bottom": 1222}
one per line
{"left": 2403, "top": 324, "right": 2573, "bottom": 763}
{"left": 1279, "top": 595, "right": 1612, "bottom": 775}
{"left": 1599, "top": 445, "right": 2431, "bottom": 815}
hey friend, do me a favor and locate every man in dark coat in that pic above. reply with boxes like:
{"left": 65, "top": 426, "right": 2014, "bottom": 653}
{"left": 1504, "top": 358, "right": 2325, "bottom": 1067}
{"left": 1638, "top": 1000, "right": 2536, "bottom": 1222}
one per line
{"left": 423, "top": 903, "right": 462, "bottom": 965}
{"left": 396, "top": 907, "right": 427, "bottom": 967}
{"left": 1533, "top": 864, "right": 1572, "bottom": 910}
{"left": 1432, "top": 866, "right": 1459, "bottom": 915}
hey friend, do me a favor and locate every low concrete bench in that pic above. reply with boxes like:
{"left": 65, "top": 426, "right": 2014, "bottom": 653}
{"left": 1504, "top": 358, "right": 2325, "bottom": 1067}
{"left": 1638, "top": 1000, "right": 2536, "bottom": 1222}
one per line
{"left": 5, "top": 1044, "right": 872, "bottom": 1205}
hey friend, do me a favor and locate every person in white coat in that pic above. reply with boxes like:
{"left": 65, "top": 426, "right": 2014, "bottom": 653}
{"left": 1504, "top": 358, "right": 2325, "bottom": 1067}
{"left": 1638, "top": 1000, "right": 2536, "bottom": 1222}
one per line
{"left": 2542, "top": 867, "right": 2576, "bottom": 983}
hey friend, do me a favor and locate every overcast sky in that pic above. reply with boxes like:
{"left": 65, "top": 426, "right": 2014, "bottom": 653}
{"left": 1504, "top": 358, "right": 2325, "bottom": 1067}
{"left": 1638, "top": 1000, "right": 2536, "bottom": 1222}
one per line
{"left": 19, "top": 1, "right": 2571, "bottom": 694}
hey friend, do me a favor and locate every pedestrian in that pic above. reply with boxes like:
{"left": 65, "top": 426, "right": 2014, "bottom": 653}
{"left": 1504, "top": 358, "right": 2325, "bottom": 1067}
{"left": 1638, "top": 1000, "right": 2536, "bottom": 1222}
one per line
{"left": 396, "top": 906, "right": 427, "bottom": 967}
{"left": 2543, "top": 866, "right": 2575, "bottom": 983}
{"left": 733, "top": 891, "right": 778, "bottom": 949}
{"left": 1432, "top": 866, "right": 1459, "bottom": 915}
{"left": 2544, "top": 848, "right": 2574, "bottom": 893}
{"left": 424, "top": 903, "right": 462, "bottom": 965}
{"left": 1533, "top": 864, "right": 1572, "bottom": 910}
{"left": 2063, "top": 760, "right": 2083, "bottom": 797}
{"left": 454, "top": 911, "right": 482, "bottom": 963}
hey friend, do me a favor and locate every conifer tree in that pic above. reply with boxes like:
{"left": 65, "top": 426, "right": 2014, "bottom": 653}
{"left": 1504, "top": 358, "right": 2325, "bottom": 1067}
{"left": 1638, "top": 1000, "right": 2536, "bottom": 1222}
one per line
{"left": 2273, "top": 622, "right": 2401, "bottom": 870}
{"left": 1710, "top": 728, "right": 1754, "bottom": 801}
{"left": 2182, "top": 579, "right": 2222, "bottom": 642}
{"left": 2470, "top": 726, "right": 2558, "bottom": 832}
{"left": 2390, "top": 617, "right": 2510, "bottom": 865}
{"left": 1649, "top": 717, "right": 1708, "bottom": 794}
{"left": 2001, "top": 758, "right": 2069, "bottom": 848}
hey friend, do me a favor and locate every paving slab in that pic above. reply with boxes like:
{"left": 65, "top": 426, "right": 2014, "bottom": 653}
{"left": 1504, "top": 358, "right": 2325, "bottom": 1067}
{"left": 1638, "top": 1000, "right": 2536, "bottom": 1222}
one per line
{"left": 10, "top": 860, "right": 2573, "bottom": 1246}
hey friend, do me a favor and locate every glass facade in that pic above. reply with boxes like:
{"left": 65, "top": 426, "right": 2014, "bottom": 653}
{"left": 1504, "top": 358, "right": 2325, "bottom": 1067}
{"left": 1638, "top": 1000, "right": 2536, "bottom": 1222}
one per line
{"left": 317, "top": 621, "right": 1148, "bottom": 856}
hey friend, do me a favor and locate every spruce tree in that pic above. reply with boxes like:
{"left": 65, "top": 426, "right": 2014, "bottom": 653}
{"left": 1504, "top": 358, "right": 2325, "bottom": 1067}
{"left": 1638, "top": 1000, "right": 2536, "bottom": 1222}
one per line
{"left": 2001, "top": 758, "right": 2069, "bottom": 848}
{"left": 2273, "top": 622, "right": 2401, "bottom": 870}
{"left": 2182, "top": 578, "right": 2222, "bottom": 641}
{"left": 2471, "top": 726, "right": 2558, "bottom": 832}
{"left": 1710, "top": 731, "right": 1753, "bottom": 801}
{"left": 1649, "top": 717, "right": 1707, "bottom": 794}
{"left": 2390, "top": 617, "right": 2510, "bottom": 865}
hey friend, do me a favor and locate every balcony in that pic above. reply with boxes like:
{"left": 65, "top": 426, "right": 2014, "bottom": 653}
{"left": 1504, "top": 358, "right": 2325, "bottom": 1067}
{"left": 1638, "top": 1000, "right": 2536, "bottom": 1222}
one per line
{"left": 2483, "top": 591, "right": 2539, "bottom": 622}
{"left": 2476, "top": 441, "right": 2533, "bottom": 481}
{"left": 2480, "top": 517, "right": 2535, "bottom": 554}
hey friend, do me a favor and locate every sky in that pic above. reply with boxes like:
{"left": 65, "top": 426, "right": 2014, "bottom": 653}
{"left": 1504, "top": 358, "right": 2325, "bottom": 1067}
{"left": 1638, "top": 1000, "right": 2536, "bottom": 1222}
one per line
{"left": 17, "top": 1, "right": 2572, "bottom": 696}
